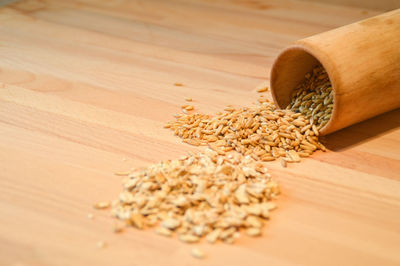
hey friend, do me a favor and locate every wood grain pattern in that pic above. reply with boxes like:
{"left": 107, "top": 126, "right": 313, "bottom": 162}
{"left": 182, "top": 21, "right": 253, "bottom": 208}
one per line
{"left": 303, "top": 0, "right": 400, "bottom": 11}
{"left": 0, "top": 0, "right": 399, "bottom": 265}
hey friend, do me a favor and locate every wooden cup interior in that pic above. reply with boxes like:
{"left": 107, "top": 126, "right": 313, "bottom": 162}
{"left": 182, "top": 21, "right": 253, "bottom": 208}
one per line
{"left": 270, "top": 46, "right": 337, "bottom": 135}
{"left": 270, "top": 46, "right": 323, "bottom": 109}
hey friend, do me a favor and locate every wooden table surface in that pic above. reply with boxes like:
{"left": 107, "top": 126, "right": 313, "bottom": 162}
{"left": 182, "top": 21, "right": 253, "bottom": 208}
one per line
{"left": 0, "top": 0, "right": 399, "bottom": 265}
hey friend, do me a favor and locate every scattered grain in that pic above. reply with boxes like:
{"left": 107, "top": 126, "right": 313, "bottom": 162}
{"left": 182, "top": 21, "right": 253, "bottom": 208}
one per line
{"left": 182, "top": 105, "right": 194, "bottom": 111}
{"left": 106, "top": 67, "right": 333, "bottom": 249}
{"left": 179, "top": 234, "right": 200, "bottom": 243}
{"left": 287, "top": 150, "right": 300, "bottom": 162}
{"left": 110, "top": 150, "right": 278, "bottom": 245}
{"left": 114, "top": 171, "right": 130, "bottom": 176}
{"left": 155, "top": 227, "right": 173, "bottom": 237}
{"left": 93, "top": 201, "right": 110, "bottom": 210}
{"left": 162, "top": 218, "right": 181, "bottom": 230}
{"left": 206, "top": 229, "right": 221, "bottom": 243}
{"left": 246, "top": 227, "right": 261, "bottom": 237}
{"left": 257, "top": 86, "right": 269, "bottom": 93}
{"left": 255, "top": 81, "right": 269, "bottom": 93}
{"left": 129, "top": 213, "right": 144, "bottom": 229}
{"left": 191, "top": 248, "right": 205, "bottom": 259}
{"left": 166, "top": 98, "right": 325, "bottom": 160}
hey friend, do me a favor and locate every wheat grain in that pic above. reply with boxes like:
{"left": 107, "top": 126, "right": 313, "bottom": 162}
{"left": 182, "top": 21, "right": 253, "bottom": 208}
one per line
{"left": 191, "top": 248, "right": 205, "bottom": 259}
{"left": 110, "top": 149, "right": 278, "bottom": 245}
{"left": 93, "top": 201, "right": 110, "bottom": 210}
{"left": 166, "top": 99, "right": 325, "bottom": 162}
{"left": 287, "top": 65, "right": 333, "bottom": 129}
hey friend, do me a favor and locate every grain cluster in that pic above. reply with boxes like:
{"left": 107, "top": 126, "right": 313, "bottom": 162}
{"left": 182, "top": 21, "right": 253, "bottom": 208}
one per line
{"left": 165, "top": 100, "right": 326, "bottom": 163}
{"left": 110, "top": 149, "right": 279, "bottom": 244}
{"left": 101, "top": 73, "right": 334, "bottom": 251}
{"left": 287, "top": 65, "right": 333, "bottom": 129}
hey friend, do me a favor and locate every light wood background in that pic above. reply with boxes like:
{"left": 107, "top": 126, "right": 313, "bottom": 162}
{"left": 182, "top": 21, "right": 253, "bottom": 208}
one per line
{"left": 0, "top": 0, "right": 399, "bottom": 265}
{"left": 302, "top": 0, "right": 400, "bottom": 11}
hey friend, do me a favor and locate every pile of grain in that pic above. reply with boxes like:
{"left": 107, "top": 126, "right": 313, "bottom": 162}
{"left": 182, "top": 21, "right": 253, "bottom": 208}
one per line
{"left": 165, "top": 100, "right": 325, "bottom": 163}
{"left": 287, "top": 65, "right": 333, "bottom": 129}
{"left": 100, "top": 66, "right": 335, "bottom": 252}
{"left": 110, "top": 148, "right": 278, "bottom": 244}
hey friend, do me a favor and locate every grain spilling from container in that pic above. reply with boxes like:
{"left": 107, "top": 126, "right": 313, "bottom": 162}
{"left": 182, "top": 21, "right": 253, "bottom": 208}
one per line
{"left": 96, "top": 67, "right": 335, "bottom": 250}
{"left": 165, "top": 99, "right": 326, "bottom": 163}
{"left": 287, "top": 65, "right": 333, "bottom": 129}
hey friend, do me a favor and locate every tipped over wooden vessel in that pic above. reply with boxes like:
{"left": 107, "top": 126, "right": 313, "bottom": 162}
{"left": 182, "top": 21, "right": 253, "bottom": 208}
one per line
{"left": 270, "top": 9, "right": 400, "bottom": 135}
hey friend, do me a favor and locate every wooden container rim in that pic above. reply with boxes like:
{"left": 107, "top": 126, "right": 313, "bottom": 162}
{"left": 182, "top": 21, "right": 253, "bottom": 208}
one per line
{"left": 270, "top": 44, "right": 339, "bottom": 135}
